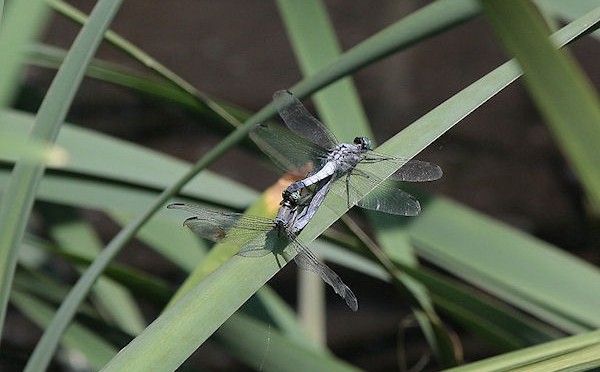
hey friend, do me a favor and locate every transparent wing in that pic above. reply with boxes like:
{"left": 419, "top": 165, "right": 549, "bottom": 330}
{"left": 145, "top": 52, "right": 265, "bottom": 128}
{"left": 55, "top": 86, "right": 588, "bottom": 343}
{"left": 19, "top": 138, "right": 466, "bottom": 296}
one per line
{"left": 362, "top": 150, "right": 443, "bottom": 182}
{"left": 356, "top": 180, "right": 421, "bottom": 216}
{"left": 237, "top": 228, "right": 286, "bottom": 257}
{"left": 237, "top": 245, "right": 270, "bottom": 257}
{"left": 289, "top": 239, "right": 358, "bottom": 311}
{"left": 392, "top": 159, "right": 443, "bottom": 182}
{"left": 273, "top": 90, "right": 338, "bottom": 150}
{"left": 167, "top": 203, "right": 274, "bottom": 248}
{"left": 330, "top": 169, "right": 422, "bottom": 216}
{"left": 250, "top": 123, "right": 327, "bottom": 176}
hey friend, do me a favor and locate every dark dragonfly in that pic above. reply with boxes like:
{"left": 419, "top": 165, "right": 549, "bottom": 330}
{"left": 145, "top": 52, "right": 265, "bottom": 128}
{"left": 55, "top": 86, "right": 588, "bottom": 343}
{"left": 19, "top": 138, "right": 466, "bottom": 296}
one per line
{"left": 251, "top": 90, "right": 442, "bottom": 216}
{"left": 167, "top": 188, "right": 358, "bottom": 311}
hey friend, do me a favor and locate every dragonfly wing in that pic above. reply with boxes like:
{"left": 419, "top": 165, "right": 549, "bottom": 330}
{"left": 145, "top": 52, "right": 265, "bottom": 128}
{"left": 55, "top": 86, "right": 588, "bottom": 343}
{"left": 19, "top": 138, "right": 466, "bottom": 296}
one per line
{"left": 362, "top": 151, "right": 442, "bottom": 182}
{"left": 273, "top": 90, "right": 338, "bottom": 150}
{"left": 167, "top": 203, "right": 274, "bottom": 248}
{"left": 250, "top": 123, "right": 326, "bottom": 176}
{"left": 167, "top": 203, "right": 240, "bottom": 219}
{"left": 239, "top": 227, "right": 292, "bottom": 257}
{"left": 339, "top": 169, "right": 421, "bottom": 216}
{"left": 181, "top": 217, "right": 230, "bottom": 242}
{"left": 237, "top": 235, "right": 271, "bottom": 257}
{"left": 290, "top": 240, "right": 358, "bottom": 311}
{"left": 390, "top": 159, "right": 443, "bottom": 182}
{"left": 356, "top": 180, "right": 421, "bottom": 216}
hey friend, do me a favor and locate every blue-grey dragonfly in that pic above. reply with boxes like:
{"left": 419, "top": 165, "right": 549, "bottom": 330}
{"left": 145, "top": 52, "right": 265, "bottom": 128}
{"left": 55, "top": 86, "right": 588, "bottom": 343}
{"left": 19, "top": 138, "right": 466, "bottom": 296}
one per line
{"left": 251, "top": 90, "right": 442, "bottom": 216}
{"left": 289, "top": 177, "right": 333, "bottom": 235}
{"left": 167, "top": 188, "right": 358, "bottom": 311}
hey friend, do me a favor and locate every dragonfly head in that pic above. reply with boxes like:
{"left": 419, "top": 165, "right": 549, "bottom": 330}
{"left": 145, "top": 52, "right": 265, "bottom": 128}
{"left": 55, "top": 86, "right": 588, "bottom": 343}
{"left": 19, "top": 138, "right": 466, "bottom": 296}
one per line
{"left": 353, "top": 136, "right": 372, "bottom": 151}
{"left": 286, "top": 190, "right": 302, "bottom": 204}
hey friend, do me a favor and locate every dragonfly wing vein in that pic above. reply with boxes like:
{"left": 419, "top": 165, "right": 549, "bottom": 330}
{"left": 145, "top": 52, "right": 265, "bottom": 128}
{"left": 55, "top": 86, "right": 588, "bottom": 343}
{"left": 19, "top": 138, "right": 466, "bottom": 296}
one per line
{"left": 250, "top": 123, "right": 326, "bottom": 176}
{"left": 291, "top": 241, "right": 358, "bottom": 311}
{"left": 356, "top": 180, "right": 421, "bottom": 216}
{"left": 390, "top": 159, "right": 443, "bottom": 182}
{"left": 273, "top": 90, "right": 338, "bottom": 150}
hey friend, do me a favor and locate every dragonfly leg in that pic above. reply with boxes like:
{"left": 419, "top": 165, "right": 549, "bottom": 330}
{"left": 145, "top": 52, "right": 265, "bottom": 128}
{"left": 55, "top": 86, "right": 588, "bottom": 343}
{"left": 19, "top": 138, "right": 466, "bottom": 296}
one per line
{"left": 351, "top": 168, "right": 371, "bottom": 179}
{"left": 361, "top": 155, "right": 393, "bottom": 163}
{"left": 345, "top": 172, "right": 352, "bottom": 209}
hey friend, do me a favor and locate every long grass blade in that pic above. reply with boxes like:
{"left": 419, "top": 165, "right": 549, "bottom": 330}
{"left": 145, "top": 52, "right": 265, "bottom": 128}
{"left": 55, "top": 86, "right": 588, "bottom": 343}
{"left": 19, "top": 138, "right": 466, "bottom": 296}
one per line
{"left": 410, "top": 194, "right": 600, "bottom": 333}
{"left": 387, "top": 244, "right": 562, "bottom": 349}
{"left": 215, "top": 313, "right": 360, "bottom": 372}
{"left": 17, "top": 0, "right": 124, "bottom": 370}
{"left": 25, "top": 72, "right": 280, "bottom": 372}
{"left": 0, "top": 0, "right": 50, "bottom": 106}
{"left": 290, "top": 0, "right": 481, "bottom": 97}
{"left": 100, "top": 9, "right": 600, "bottom": 371}
{"left": 43, "top": 205, "right": 145, "bottom": 335}
{"left": 277, "top": 0, "right": 365, "bottom": 344}
{"left": 12, "top": 290, "right": 118, "bottom": 370}
{"left": 6, "top": 159, "right": 580, "bottom": 350}
{"left": 0, "top": 0, "right": 120, "bottom": 341}
{"left": 447, "top": 329, "right": 600, "bottom": 371}
{"left": 47, "top": 0, "right": 241, "bottom": 128}
{"left": 481, "top": 0, "right": 600, "bottom": 209}
{"left": 164, "top": 183, "right": 282, "bottom": 307}
{"left": 536, "top": 0, "right": 600, "bottom": 25}
{"left": 277, "top": 0, "right": 372, "bottom": 141}
{"left": 0, "top": 133, "right": 67, "bottom": 165}
{"left": 23, "top": 4, "right": 597, "bottom": 371}
{"left": 0, "top": 109, "right": 256, "bottom": 207}
{"left": 0, "top": 0, "right": 52, "bottom": 334}
{"left": 278, "top": 0, "right": 465, "bottom": 364}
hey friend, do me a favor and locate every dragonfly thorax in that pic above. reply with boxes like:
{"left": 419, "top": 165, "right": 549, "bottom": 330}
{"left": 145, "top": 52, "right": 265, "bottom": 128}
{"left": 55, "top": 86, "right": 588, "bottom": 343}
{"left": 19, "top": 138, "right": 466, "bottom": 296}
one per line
{"left": 326, "top": 142, "right": 365, "bottom": 174}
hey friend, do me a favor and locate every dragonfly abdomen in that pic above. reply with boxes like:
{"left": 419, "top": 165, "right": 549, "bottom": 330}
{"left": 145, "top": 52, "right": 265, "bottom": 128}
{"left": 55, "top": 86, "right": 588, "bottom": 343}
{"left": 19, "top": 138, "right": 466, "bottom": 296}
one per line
{"left": 286, "top": 161, "right": 337, "bottom": 194}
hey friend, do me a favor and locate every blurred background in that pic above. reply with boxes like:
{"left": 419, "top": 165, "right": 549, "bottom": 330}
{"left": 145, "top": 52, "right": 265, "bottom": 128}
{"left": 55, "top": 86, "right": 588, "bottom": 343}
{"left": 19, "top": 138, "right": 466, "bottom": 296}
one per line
{"left": 5, "top": 0, "right": 600, "bottom": 370}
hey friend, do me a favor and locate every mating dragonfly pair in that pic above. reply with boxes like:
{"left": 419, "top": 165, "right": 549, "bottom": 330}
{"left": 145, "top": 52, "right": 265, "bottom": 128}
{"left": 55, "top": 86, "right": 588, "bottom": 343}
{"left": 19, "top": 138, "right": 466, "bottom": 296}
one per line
{"left": 168, "top": 90, "right": 442, "bottom": 311}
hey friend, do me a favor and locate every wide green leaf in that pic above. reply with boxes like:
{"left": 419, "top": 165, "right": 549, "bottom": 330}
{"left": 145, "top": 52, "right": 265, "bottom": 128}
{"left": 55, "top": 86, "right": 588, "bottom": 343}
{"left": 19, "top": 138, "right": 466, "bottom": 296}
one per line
{"left": 0, "top": 109, "right": 256, "bottom": 208}
{"left": 409, "top": 194, "right": 600, "bottom": 333}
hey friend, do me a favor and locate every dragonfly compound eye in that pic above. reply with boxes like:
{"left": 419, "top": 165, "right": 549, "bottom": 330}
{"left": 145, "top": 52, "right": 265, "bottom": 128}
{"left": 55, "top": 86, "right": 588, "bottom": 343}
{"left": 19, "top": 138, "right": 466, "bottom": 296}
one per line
{"left": 354, "top": 136, "right": 372, "bottom": 151}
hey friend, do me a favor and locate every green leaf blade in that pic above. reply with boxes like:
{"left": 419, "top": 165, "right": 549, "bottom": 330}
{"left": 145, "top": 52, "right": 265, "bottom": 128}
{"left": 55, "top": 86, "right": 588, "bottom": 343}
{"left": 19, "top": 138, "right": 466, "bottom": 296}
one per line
{"left": 481, "top": 0, "right": 600, "bottom": 209}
